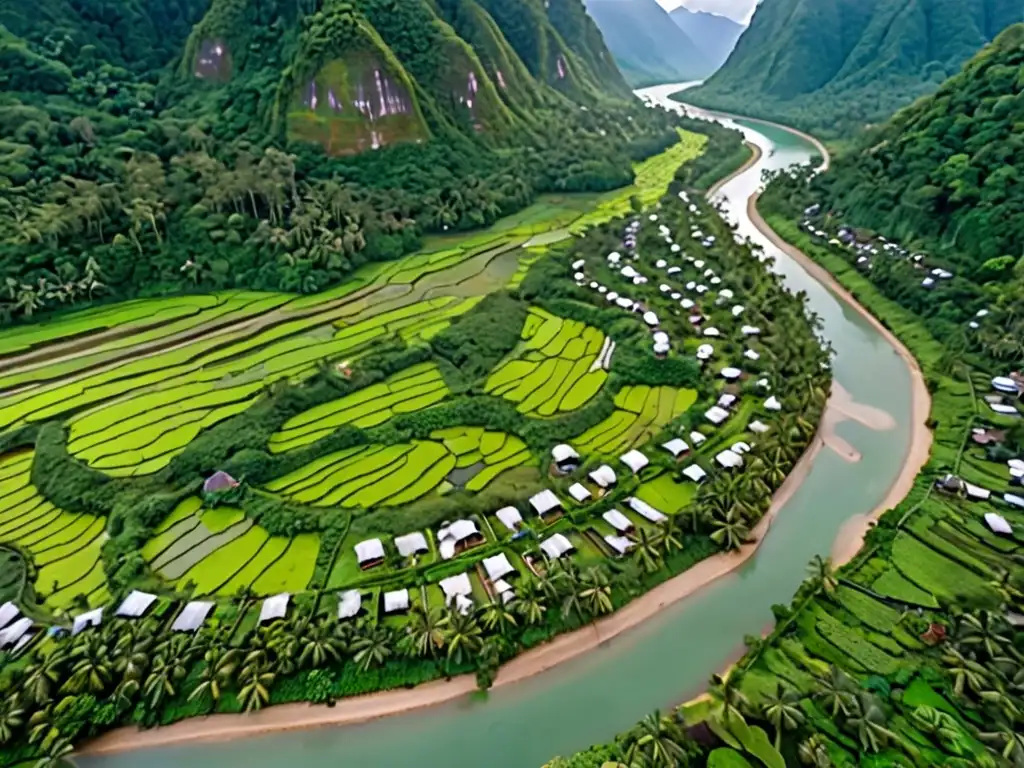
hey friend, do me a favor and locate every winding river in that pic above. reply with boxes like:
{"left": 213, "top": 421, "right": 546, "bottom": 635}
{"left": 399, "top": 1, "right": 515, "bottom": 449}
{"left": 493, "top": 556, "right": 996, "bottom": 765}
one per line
{"left": 80, "top": 85, "right": 914, "bottom": 768}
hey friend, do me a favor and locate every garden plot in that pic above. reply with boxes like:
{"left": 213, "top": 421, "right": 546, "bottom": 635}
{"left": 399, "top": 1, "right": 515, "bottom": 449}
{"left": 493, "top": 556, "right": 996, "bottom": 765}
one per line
{"left": 573, "top": 386, "right": 696, "bottom": 455}
{"left": 430, "top": 427, "right": 532, "bottom": 491}
{"left": 142, "top": 498, "right": 319, "bottom": 596}
{"left": 269, "top": 363, "right": 450, "bottom": 452}
{"left": 0, "top": 451, "right": 108, "bottom": 609}
{"left": 485, "top": 308, "right": 608, "bottom": 415}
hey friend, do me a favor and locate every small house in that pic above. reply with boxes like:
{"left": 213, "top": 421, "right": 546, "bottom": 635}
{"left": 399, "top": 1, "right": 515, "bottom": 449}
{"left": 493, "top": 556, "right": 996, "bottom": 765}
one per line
{"left": 985, "top": 512, "right": 1013, "bottom": 535}
{"left": 495, "top": 506, "right": 523, "bottom": 532}
{"left": 682, "top": 464, "right": 707, "bottom": 483}
{"left": 620, "top": 449, "right": 649, "bottom": 474}
{"left": 718, "top": 393, "right": 738, "bottom": 409}
{"left": 0, "top": 603, "right": 17, "bottom": 630}
{"left": 715, "top": 450, "right": 744, "bottom": 470}
{"left": 603, "top": 509, "right": 634, "bottom": 534}
{"left": 689, "top": 431, "right": 707, "bottom": 447}
{"left": 383, "top": 589, "right": 410, "bottom": 615}
{"left": 72, "top": 608, "right": 103, "bottom": 636}
{"left": 115, "top": 590, "right": 157, "bottom": 619}
{"left": 203, "top": 470, "right": 238, "bottom": 495}
{"left": 662, "top": 438, "right": 690, "bottom": 460}
{"left": 355, "top": 538, "right": 386, "bottom": 569}
{"left": 604, "top": 535, "right": 634, "bottom": 556}
{"left": 589, "top": 464, "right": 618, "bottom": 490}
{"left": 568, "top": 483, "right": 592, "bottom": 504}
{"left": 540, "top": 533, "right": 575, "bottom": 560}
{"left": 551, "top": 444, "right": 580, "bottom": 473}
{"left": 259, "top": 593, "right": 290, "bottom": 624}
{"left": 626, "top": 497, "right": 667, "bottom": 523}
{"left": 749, "top": 420, "right": 769, "bottom": 434}
{"left": 720, "top": 367, "right": 742, "bottom": 381}
{"left": 394, "top": 532, "right": 429, "bottom": 558}
{"left": 764, "top": 396, "right": 782, "bottom": 412}
{"left": 483, "top": 553, "right": 516, "bottom": 583}
{"left": 705, "top": 406, "right": 730, "bottom": 425}
{"left": 338, "top": 590, "right": 362, "bottom": 620}
{"left": 529, "top": 489, "right": 564, "bottom": 520}
{"left": 172, "top": 601, "right": 214, "bottom": 632}
{"left": 0, "top": 618, "right": 32, "bottom": 651}
{"left": 437, "top": 519, "right": 483, "bottom": 559}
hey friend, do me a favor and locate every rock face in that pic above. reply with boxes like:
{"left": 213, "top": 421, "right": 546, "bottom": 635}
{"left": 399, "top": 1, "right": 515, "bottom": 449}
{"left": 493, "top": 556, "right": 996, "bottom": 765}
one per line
{"left": 583, "top": 0, "right": 714, "bottom": 86}
{"left": 684, "top": 0, "right": 1023, "bottom": 136}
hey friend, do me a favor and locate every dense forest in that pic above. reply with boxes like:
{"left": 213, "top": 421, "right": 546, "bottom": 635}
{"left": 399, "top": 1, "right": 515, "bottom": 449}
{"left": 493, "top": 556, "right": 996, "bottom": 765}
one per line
{"left": 0, "top": 0, "right": 685, "bottom": 323}
{"left": 683, "top": 0, "right": 1022, "bottom": 137}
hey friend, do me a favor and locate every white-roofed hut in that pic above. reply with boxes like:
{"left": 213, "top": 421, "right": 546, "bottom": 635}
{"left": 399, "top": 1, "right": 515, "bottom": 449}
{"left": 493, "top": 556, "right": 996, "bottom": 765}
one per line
{"left": 115, "top": 590, "right": 157, "bottom": 619}
{"left": 715, "top": 450, "right": 744, "bottom": 469}
{"left": 705, "top": 406, "right": 730, "bottom": 425}
{"left": 589, "top": 464, "right": 618, "bottom": 490}
{"left": 540, "top": 533, "right": 575, "bottom": 560}
{"left": 0, "top": 618, "right": 32, "bottom": 650}
{"left": 603, "top": 509, "right": 634, "bottom": 534}
{"left": 72, "top": 608, "right": 103, "bottom": 636}
{"left": 383, "top": 589, "right": 410, "bottom": 615}
{"left": 172, "top": 601, "right": 214, "bottom": 632}
{"left": 259, "top": 593, "right": 290, "bottom": 624}
{"left": 620, "top": 449, "right": 649, "bottom": 474}
{"left": 394, "top": 532, "right": 429, "bottom": 558}
{"left": 662, "top": 438, "right": 689, "bottom": 459}
{"left": 626, "top": 497, "right": 667, "bottom": 523}
{"left": 0, "top": 602, "right": 17, "bottom": 630}
{"left": 605, "top": 535, "right": 634, "bottom": 556}
{"left": 551, "top": 444, "right": 580, "bottom": 473}
{"left": 483, "top": 553, "right": 516, "bottom": 583}
{"left": 355, "top": 538, "right": 386, "bottom": 569}
{"left": 437, "top": 519, "right": 483, "bottom": 559}
{"left": 568, "top": 483, "right": 591, "bottom": 504}
{"left": 338, "top": 590, "right": 362, "bottom": 620}
{"left": 529, "top": 489, "right": 564, "bottom": 520}
{"left": 985, "top": 512, "right": 1013, "bottom": 535}
{"left": 495, "top": 506, "right": 523, "bottom": 531}
{"left": 682, "top": 464, "right": 707, "bottom": 483}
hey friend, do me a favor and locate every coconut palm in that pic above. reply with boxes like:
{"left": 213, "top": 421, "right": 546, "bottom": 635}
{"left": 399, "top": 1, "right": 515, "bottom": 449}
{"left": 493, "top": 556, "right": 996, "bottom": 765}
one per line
{"left": 623, "top": 710, "right": 693, "bottom": 768}
{"left": 631, "top": 528, "right": 663, "bottom": 574}
{"left": 814, "top": 666, "right": 856, "bottom": 717}
{"left": 943, "top": 646, "right": 991, "bottom": 698}
{"left": 0, "top": 695, "right": 24, "bottom": 744}
{"left": 844, "top": 691, "right": 896, "bottom": 754}
{"left": 978, "top": 717, "right": 1024, "bottom": 765}
{"left": 400, "top": 605, "right": 448, "bottom": 659}
{"left": 707, "top": 673, "right": 749, "bottom": 736}
{"left": 189, "top": 647, "right": 239, "bottom": 705}
{"left": 798, "top": 734, "right": 833, "bottom": 766}
{"left": 807, "top": 554, "right": 838, "bottom": 595}
{"left": 479, "top": 596, "right": 518, "bottom": 636}
{"left": 444, "top": 609, "right": 483, "bottom": 670}
{"left": 710, "top": 507, "right": 750, "bottom": 552}
{"left": 64, "top": 635, "right": 113, "bottom": 695}
{"left": 513, "top": 579, "right": 547, "bottom": 626}
{"left": 351, "top": 624, "right": 393, "bottom": 672}
{"left": 580, "top": 565, "right": 614, "bottom": 617}
{"left": 236, "top": 661, "right": 275, "bottom": 713}
{"left": 955, "top": 611, "right": 1013, "bottom": 660}
{"left": 655, "top": 515, "right": 684, "bottom": 556}
{"left": 21, "top": 651, "right": 67, "bottom": 706}
{"left": 761, "top": 681, "right": 806, "bottom": 749}
{"left": 33, "top": 735, "right": 74, "bottom": 768}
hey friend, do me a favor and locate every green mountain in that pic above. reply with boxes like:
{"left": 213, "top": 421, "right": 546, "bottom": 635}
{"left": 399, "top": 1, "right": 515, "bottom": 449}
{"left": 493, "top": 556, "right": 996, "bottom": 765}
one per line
{"left": 684, "top": 0, "right": 1023, "bottom": 136}
{"left": 814, "top": 23, "right": 1024, "bottom": 271}
{"left": 0, "top": 0, "right": 684, "bottom": 321}
{"left": 669, "top": 7, "right": 745, "bottom": 73}
{"left": 583, "top": 0, "right": 713, "bottom": 85}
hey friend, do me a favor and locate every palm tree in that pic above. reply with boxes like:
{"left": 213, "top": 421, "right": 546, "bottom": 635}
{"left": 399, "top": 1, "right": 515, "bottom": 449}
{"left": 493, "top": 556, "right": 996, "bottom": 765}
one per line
{"left": 351, "top": 624, "right": 393, "bottom": 672}
{"left": 844, "top": 691, "right": 896, "bottom": 754}
{"left": 21, "top": 651, "right": 67, "bottom": 706}
{"left": 554, "top": 560, "right": 587, "bottom": 621}
{"left": 479, "top": 596, "right": 518, "bottom": 637}
{"left": 0, "top": 695, "right": 24, "bottom": 744}
{"left": 655, "top": 515, "right": 684, "bottom": 556}
{"left": 401, "top": 606, "right": 448, "bottom": 659}
{"left": 64, "top": 635, "right": 113, "bottom": 695}
{"left": 761, "top": 681, "right": 806, "bottom": 749}
{"left": 707, "top": 673, "right": 749, "bottom": 736}
{"left": 512, "top": 579, "right": 547, "bottom": 627}
{"left": 33, "top": 735, "right": 74, "bottom": 768}
{"left": 444, "top": 609, "right": 483, "bottom": 670}
{"left": 237, "top": 661, "right": 275, "bottom": 713}
{"left": 797, "top": 734, "right": 833, "bottom": 767}
{"left": 955, "top": 611, "right": 1013, "bottom": 661}
{"left": 942, "top": 646, "right": 991, "bottom": 698}
{"left": 710, "top": 507, "right": 750, "bottom": 552}
{"left": 632, "top": 528, "right": 663, "bottom": 574}
{"left": 814, "top": 666, "right": 856, "bottom": 717}
{"left": 807, "top": 554, "right": 838, "bottom": 595}
{"left": 623, "top": 711, "right": 693, "bottom": 767}
{"left": 189, "top": 647, "right": 239, "bottom": 705}
{"left": 580, "top": 566, "right": 614, "bottom": 617}
{"left": 978, "top": 716, "right": 1024, "bottom": 765}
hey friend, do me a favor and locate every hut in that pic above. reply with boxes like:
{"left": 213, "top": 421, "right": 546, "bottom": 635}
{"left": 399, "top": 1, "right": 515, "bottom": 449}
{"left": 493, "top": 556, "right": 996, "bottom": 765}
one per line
{"left": 720, "top": 367, "right": 742, "bottom": 381}
{"left": 715, "top": 450, "right": 744, "bottom": 470}
{"left": 603, "top": 509, "right": 634, "bottom": 534}
{"left": 749, "top": 420, "right": 769, "bottom": 434}
{"left": 355, "top": 538, "right": 386, "bottom": 569}
{"left": 689, "top": 431, "right": 708, "bottom": 447}
{"left": 529, "top": 489, "right": 564, "bottom": 520}
{"left": 0, "top": 618, "right": 32, "bottom": 651}
{"left": 682, "top": 465, "right": 707, "bottom": 483}
{"left": 0, "top": 602, "right": 18, "bottom": 630}
{"left": 718, "top": 393, "right": 738, "bottom": 409}
{"left": 568, "top": 483, "right": 592, "bottom": 503}
{"left": 764, "top": 396, "right": 782, "bottom": 412}
{"left": 626, "top": 497, "right": 667, "bottom": 523}
{"left": 495, "top": 506, "right": 523, "bottom": 531}
{"left": 259, "top": 593, "right": 290, "bottom": 624}
{"left": 72, "top": 608, "right": 103, "bottom": 636}
{"left": 338, "top": 590, "right": 362, "bottom": 620}
{"left": 620, "top": 449, "right": 649, "bottom": 474}
{"left": 394, "top": 532, "right": 429, "bottom": 558}
{"left": 482, "top": 554, "right": 516, "bottom": 583}
{"left": 437, "top": 520, "right": 483, "bottom": 559}
{"left": 171, "top": 601, "right": 214, "bottom": 632}
{"left": 551, "top": 444, "right": 580, "bottom": 473}
{"left": 589, "top": 464, "right": 618, "bottom": 490}
{"left": 705, "top": 406, "right": 730, "bottom": 425}
{"left": 203, "top": 471, "right": 238, "bottom": 494}
{"left": 115, "top": 590, "right": 157, "bottom": 619}
{"left": 540, "top": 533, "right": 575, "bottom": 560}
{"left": 662, "top": 438, "right": 690, "bottom": 459}
{"left": 383, "top": 589, "right": 410, "bottom": 615}
{"left": 604, "top": 535, "right": 634, "bottom": 556}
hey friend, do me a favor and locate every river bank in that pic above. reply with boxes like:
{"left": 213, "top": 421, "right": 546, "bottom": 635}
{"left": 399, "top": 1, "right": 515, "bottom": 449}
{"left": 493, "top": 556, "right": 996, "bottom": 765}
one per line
{"left": 746, "top": 190, "right": 932, "bottom": 566}
{"left": 707, "top": 141, "right": 762, "bottom": 198}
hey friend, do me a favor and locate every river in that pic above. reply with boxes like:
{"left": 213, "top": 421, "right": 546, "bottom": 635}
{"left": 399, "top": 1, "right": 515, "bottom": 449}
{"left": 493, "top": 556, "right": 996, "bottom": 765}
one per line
{"left": 79, "top": 84, "right": 913, "bottom": 768}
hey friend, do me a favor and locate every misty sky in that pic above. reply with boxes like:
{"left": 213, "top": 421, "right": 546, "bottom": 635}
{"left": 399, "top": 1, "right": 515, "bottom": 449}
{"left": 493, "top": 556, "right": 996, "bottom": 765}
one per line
{"left": 655, "top": 0, "right": 759, "bottom": 24}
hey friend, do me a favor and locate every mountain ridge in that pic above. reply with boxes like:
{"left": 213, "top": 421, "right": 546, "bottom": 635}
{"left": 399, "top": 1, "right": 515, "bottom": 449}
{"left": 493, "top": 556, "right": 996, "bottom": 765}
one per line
{"left": 669, "top": 7, "right": 745, "bottom": 73}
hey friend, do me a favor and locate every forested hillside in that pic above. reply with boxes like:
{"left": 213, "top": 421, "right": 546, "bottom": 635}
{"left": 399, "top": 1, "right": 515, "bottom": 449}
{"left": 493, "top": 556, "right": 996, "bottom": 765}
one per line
{"left": 0, "top": 0, "right": 682, "bottom": 322}
{"left": 584, "top": 0, "right": 712, "bottom": 85}
{"left": 669, "top": 7, "right": 745, "bottom": 73}
{"left": 816, "top": 24, "right": 1024, "bottom": 274}
{"left": 683, "top": 0, "right": 1022, "bottom": 136}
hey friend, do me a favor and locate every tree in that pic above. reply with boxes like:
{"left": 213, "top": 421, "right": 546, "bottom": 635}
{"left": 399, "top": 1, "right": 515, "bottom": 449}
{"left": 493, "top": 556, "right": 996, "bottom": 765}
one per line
{"left": 0, "top": 696, "right": 24, "bottom": 744}
{"left": 401, "top": 606, "right": 448, "bottom": 659}
{"left": 444, "top": 609, "right": 483, "bottom": 671}
{"left": 761, "top": 682, "right": 806, "bottom": 749}
{"left": 236, "top": 662, "right": 275, "bottom": 713}
{"left": 298, "top": 617, "right": 343, "bottom": 669}
{"left": 632, "top": 528, "right": 663, "bottom": 574}
{"left": 623, "top": 711, "right": 695, "bottom": 768}
{"left": 797, "top": 734, "right": 833, "bottom": 767}
{"left": 843, "top": 691, "right": 895, "bottom": 754}
{"left": 655, "top": 515, "right": 684, "bottom": 556}
{"left": 189, "top": 647, "right": 239, "bottom": 705}
{"left": 806, "top": 554, "right": 838, "bottom": 595}
{"left": 580, "top": 565, "right": 614, "bottom": 618}
{"left": 351, "top": 624, "right": 393, "bottom": 672}
{"left": 21, "top": 651, "right": 67, "bottom": 706}
{"left": 710, "top": 507, "right": 750, "bottom": 551}
{"left": 814, "top": 666, "right": 856, "bottom": 717}
{"left": 513, "top": 579, "right": 548, "bottom": 626}
{"left": 479, "top": 596, "right": 518, "bottom": 637}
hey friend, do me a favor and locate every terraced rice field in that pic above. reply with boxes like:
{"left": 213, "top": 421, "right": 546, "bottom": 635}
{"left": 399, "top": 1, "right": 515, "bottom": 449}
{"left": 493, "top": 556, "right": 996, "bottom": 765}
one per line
{"left": 573, "top": 386, "right": 697, "bottom": 455}
{"left": 269, "top": 363, "right": 450, "bottom": 452}
{"left": 0, "top": 451, "right": 108, "bottom": 609}
{"left": 485, "top": 308, "right": 608, "bottom": 416}
{"left": 143, "top": 498, "right": 319, "bottom": 596}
